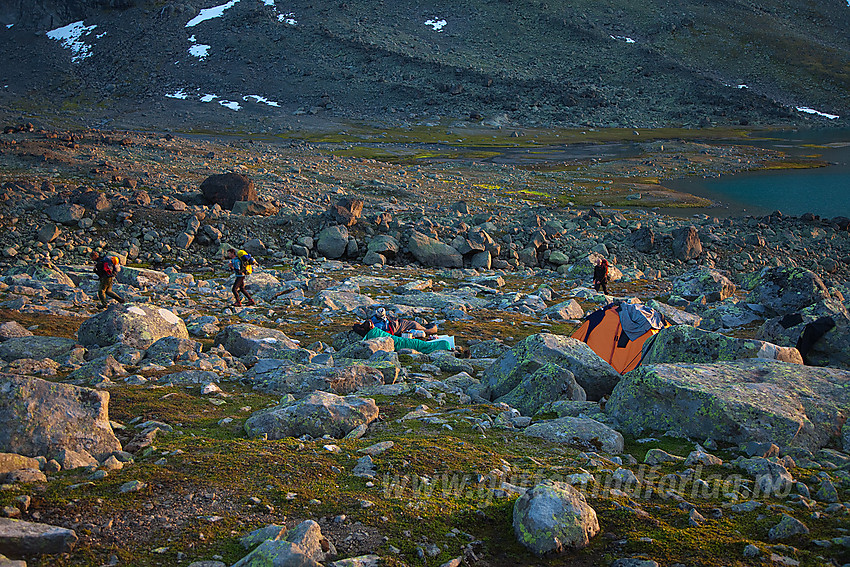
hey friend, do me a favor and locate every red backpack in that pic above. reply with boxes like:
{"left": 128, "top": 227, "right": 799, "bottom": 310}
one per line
{"left": 95, "top": 257, "right": 115, "bottom": 277}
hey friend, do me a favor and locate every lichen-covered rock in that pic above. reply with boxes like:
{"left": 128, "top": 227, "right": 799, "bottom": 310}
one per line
{"left": 644, "top": 299, "right": 701, "bottom": 327}
{"left": 524, "top": 417, "right": 624, "bottom": 453}
{"left": 641, "top": 326, "right": 803, "bottom": 366}
{"left": 249, "top": 364, "right": 385, "bottom": 396}
{"left": 5, "top": 263, "right": 75, "bottom": 288}
{"left": 513, "top": 480, "right": 600, "bottom": 554}
{"left": 757, "top": 298, "right": 850, "bottom": 369}
{"left": 768, "top": 515, "right": 809, "bottom": 541}
{"left": 231, "top": 540, "right": 320, "bottom": 567}
{"left": 407, "top": 231, "right": 462, "bottom": 268}
{"left": 606, "top": 360, "right": 850, "bottom": 451}
{"left": 143, "top": 337, "right": 202, "bottom": 365}
{"left": 312, "top": 290, "right": 375, "bottom": 312}
{"left": 495, "top": 363, "right": 586, "bottom": 416}
{"left": 214, "top": 323, "right": 299, "bottom": 358}
{"left": 671, "top": 267, "right": 735, "bottom": 302}
{"left": 741, "top": 266, "right": 830, "bottom": 314}
{"left": 0, "top": 518, "right": 78, "bottom": 557}
{"left": 0, "top": 374, "right": 121, "bottom": 459}
{"left": 336, "top": 337, "right": 395, "bottom": 359}
{"left": 115, "top": 266, "right": 169, "bottom": 289}
{"left": 0, "top": 336, "right": 79, "bottom": 363}
{"left": 482, "top": 333, "right": 620, "bottom": 402}
{"left": 244, "top": 391, "right": 378, "bottom": 439}
{"left": 696, "top": 299, "right": 762, "bottom": 330}
{"left": 78, "top": 303, "right": 188, "bottom": 349}
{"left": 541, "top": 299, "right": 585, "bottom": 320}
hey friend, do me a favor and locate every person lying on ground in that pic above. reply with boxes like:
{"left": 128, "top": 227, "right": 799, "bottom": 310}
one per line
{"left": 353, "top": 319, "right": 452, "bottom": 354}
{"left": 371, "top": 307, "right": 438, "bottom": 337}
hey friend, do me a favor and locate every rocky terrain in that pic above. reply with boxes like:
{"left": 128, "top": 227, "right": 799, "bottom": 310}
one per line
{"left": 1, "top": 0, "right": 848, "bottom": 131}
{"left": 0, "top": 120, "right": 847, "bottom": 567}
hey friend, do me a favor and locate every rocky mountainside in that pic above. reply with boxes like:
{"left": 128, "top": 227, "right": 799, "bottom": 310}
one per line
{"left": 1, "top": 0, "right": 848, "bottom": 130}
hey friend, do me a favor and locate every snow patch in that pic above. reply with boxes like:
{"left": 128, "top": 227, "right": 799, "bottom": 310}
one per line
{"left": 425, "top": 18, "right": 447, "bottom": 31}
{"left": 189, "top": 44, "right": 211, "bottom": 59}
{"left": 243, "top": 94, "right": 280, "bottom": 107}
{"left": 200, "top": 93, "right": 217, "bottom": 102}
{"left": 278, "top": 13, "right": 297, "bottom": 25}
{"left": 219, "top": 100, "right": 241, "bottom": 111}
{"left": 186, "top": 0, "right": 240, "bottom": 27}
{"left": 47, "top": 20, "right": 98, "bottom": 62}
{"left": 610, "top": 35, "right": 636, "bottom": 43}
{"left": 166, "top": 89, "right": 189, "bottom": 99}
{"left": 6, "top": 24, "right": 14, "bottom": 29}
{"left": 796, "top": 106, "right": 839, "bottom": 120}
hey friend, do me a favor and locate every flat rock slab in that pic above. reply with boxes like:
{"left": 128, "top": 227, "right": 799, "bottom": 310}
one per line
{"left": 0, "top": 518, "right": 78, "bottom": 557}
{"left": 524, "top": 416, "right": 624, "bottom": 454}
{"left": 607, "top": 359, "right": 850, "bottom": 451}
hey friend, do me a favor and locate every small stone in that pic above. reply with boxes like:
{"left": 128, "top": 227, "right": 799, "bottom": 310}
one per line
{"left": 768, "top": 514, "right": 809, "bottom": 541}
{"left": 743, "top": 543, "right": 760, "bottom": 557}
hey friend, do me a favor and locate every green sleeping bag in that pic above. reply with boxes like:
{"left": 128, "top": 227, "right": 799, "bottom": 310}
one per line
{"left": 364, "top": 327, "right": 452, "bottom": 354}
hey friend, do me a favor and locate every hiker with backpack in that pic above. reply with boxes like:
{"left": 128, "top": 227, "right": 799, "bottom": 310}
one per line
{"left": 91, "top": 251, "right": 125, "bottom": 308}
{"left": 225, "top": 248, "right": 255, "bottom": 307}
{"left": 593, "top": 257, "right": 610, "bottom": 295}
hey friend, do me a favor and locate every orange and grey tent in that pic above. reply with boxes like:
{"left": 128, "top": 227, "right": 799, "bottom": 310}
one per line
{"left": 571, "top": 302, "right": 669, "bottom": 373}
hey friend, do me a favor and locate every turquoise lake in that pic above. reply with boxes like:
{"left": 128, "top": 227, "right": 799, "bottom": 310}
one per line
{"left": 666, "top": 129, "right": 850, "bottom": 219}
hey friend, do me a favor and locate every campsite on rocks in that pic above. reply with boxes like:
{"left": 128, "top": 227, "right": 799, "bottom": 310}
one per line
{"left": 1, "top": 0, "right": 849, "bottom": 566}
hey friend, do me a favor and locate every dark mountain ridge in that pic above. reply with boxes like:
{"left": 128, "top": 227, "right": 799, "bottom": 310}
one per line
{"left": 1, "top": 0, "right": 848, "bottom": 130}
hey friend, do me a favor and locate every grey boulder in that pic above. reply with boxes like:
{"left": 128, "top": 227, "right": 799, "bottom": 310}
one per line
{"left": 524, "top": 417, "right": 624, "bottom": 454}
{"left": 244, "top": 391, "right": 379, "bottom": 439}
{"left": 78, "top": 303, "right": 188, "bottom": 349}
{"left": 214, "top": 323, "right": 299, "bottom": 358}
{"left": 481, "top": 333, "right": 620, "bottom": 402}
{"left": 742, "top": 266, "right": 830, "bottom": 314}
{"left": 0, "top": 518, "right": 77, "bottom": 558}
{"left": 513, "top": 480, "right": 600, "bottom": 554}
{"left": 407, "top": 231, "right": 462, "bottom": 268}
{"left": 606, "top": 359, "right": 850, "bottom": 451}
{"left": 641, "top": 325, "right": 803, "bottom": 366}
{"left": 0, "top": 374, "right": 122, "bottom": 459}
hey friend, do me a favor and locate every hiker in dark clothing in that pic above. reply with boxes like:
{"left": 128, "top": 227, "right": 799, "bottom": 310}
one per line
{"left": 225, "top": 248, "right": 255, "bottom": 307}
{"left": 593, "top": 257, "right": 609, "bottom": 294}
{"left": 91, "top": 251, "right": 125, "bottom": 308}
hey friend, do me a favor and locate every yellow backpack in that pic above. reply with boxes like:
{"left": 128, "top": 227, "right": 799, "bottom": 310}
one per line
{"left": 237, "top": 250, "right": 254, "bottom": 275}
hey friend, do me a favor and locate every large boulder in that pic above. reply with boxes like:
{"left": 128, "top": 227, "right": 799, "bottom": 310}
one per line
{"left": 606, "top": 360, "right": 850, "bottom": 451}
{"left": 44, "top": 203, "right": 84, "bottom": 226}
{"left": 200, "top": 173, "right": 256, "bottom": 210}
{"left": 249, "top": 364, "right": 385, "bottom": 396}
{"left": 513, "top": 480, "right": 600, "bottom": 555}
{"left": 316, "top": 225, "right": 349, "bottom": 259}
{"left": 0, "top": 374, "right": 121, "bottom": 459}
{"left": 524, "top": 417, "right": 624, "bottom": 453}
{"left": 0, "top": 518, "right": 78, "bottom": 557}
{"left": 756, "top": 298, "right": 850, "bottom": 369}
{"left": 115, "top": 266, "right": 169, "bottom": 289}
{"left": 312, "top": 290, "right": 375, "bottom": 312}
{"left": 5, "top": 263, "right": 75, "bottom": 287}
{"left": 741, "top": 266, "right": 830, "bottom": 314}
{"left": 366, "top": 235, "right": 400, "bottom": 257}
{"left": 628, "top": 226, "right": 655, "bottom": 253}
{"left": 0, "top": 336, "right": 79, "bottom": 363}
{"left": 671, "top": 225, "right": 702, "bottom": 261}
{"left": 214, "top": 323, "right": 299, "bottom": 358}
{"left": 78, "top": 303, "right": 188, "bottom": 349}
{"left": 407, "top": 231, "right": 462, "bottom": 268}
{"left": 481, "top": 334, "right": 621, "bottom": 402}
{"left": 244, "top": 391, "right": 379, "bottom": 439}
{"left": 495, "top": 363, "right": 586, "bottom": 416}
{"left": 671, "top": 267, "right": 735, "bottom": 302}
{"left": 641, "top": 326, "right": 803, "bottom": 365}
{"left": 329, "top": 197, "right": 364, "bottom": 227}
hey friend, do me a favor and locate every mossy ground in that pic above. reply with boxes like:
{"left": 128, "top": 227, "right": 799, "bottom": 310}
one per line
{"left": 1, "top": 268, "right": 847, "bottom": 567}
